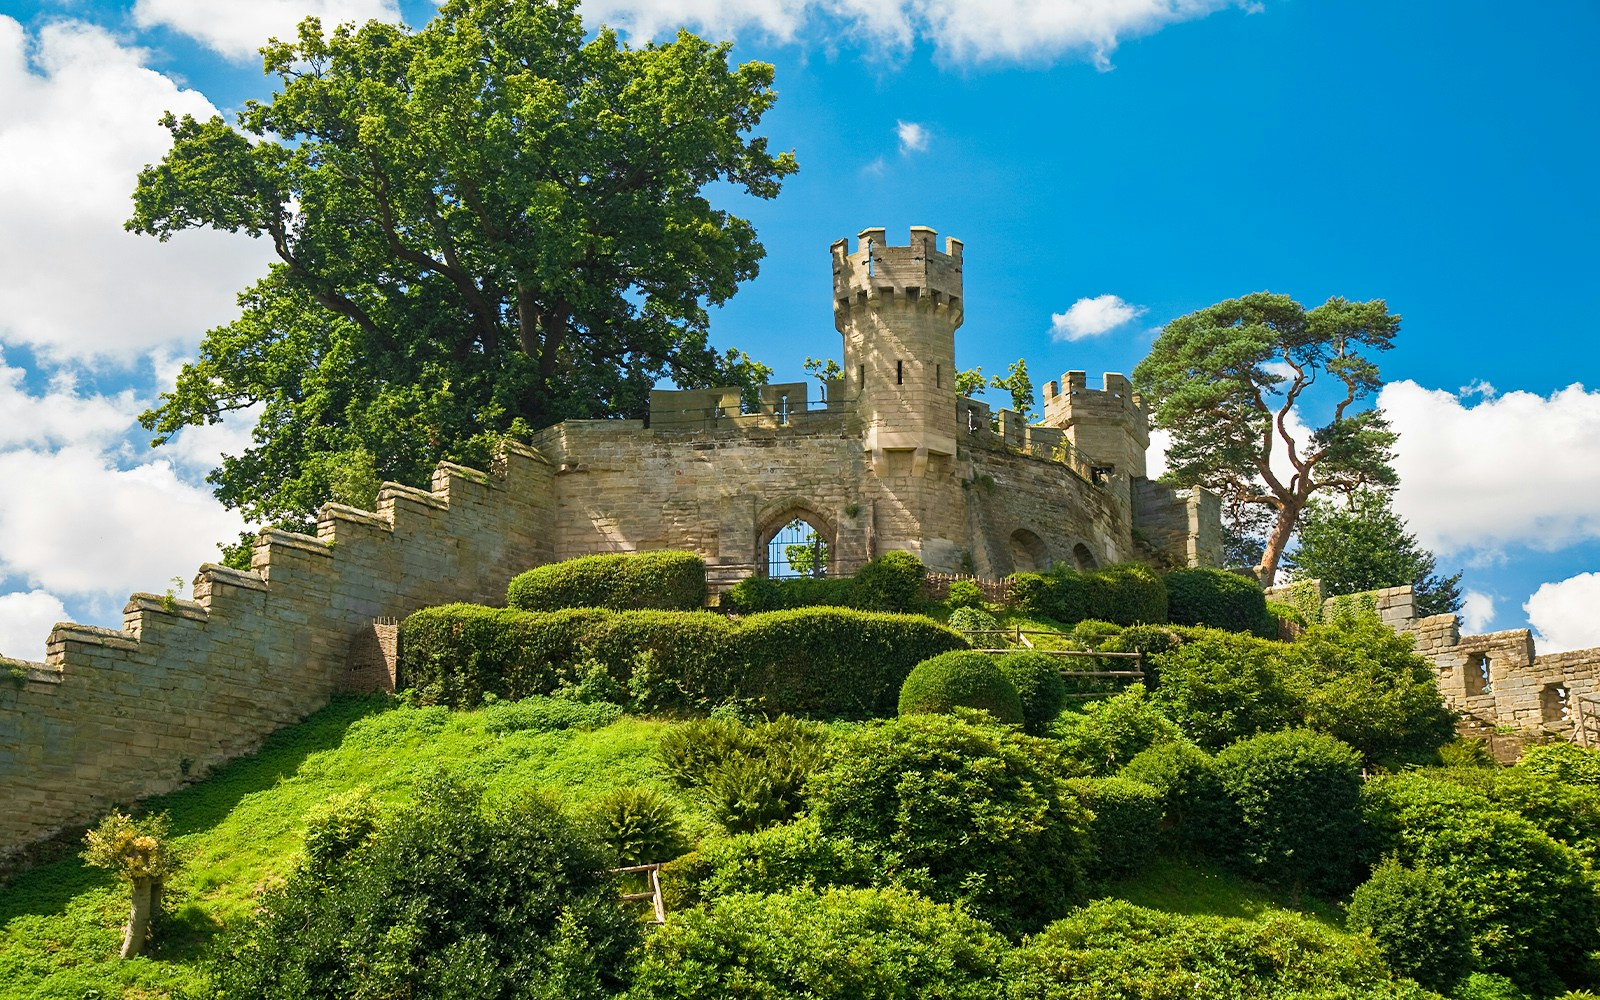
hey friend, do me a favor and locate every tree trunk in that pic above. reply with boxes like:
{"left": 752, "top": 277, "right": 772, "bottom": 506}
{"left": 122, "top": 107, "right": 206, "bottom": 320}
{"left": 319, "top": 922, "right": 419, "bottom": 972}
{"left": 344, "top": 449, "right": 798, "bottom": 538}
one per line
{"left": 1256, "top": 500, "right": 1301, "bottom": 586}
{"left": 120, "top": 876, "right": 158, "bottom": 959}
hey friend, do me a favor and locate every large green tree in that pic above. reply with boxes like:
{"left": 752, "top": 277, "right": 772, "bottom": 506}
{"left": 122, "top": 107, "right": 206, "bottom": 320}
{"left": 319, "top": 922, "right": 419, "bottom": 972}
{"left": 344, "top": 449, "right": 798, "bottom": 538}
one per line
{"left": 1132, "top": 293, "right": 1399, "bottom": 583}
{"left": 1287, "top": 488, "right": 1463, "bottom": 618}
{"left": 130, "top": 0, "right": 795, "bottom": 541}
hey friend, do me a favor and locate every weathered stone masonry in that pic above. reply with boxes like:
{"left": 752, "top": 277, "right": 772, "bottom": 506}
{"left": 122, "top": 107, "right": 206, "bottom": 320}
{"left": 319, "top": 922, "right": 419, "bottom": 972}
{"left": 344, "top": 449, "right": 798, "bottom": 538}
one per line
{"left": 0, "top": 227, "right": 1222, "bottom": 862}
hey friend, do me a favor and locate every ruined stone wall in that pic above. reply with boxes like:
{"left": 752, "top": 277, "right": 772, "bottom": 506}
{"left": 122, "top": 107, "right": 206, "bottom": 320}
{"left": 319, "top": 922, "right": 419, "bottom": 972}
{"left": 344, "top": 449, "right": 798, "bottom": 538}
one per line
{"left": 1131, "top": 480, "right": 1224, "bottom": 569}
{"left": 963, "top": 446, "right": 1129, "bottom": 577}
{"left": 0, "top": 445, "right": 554, "bottom": 862}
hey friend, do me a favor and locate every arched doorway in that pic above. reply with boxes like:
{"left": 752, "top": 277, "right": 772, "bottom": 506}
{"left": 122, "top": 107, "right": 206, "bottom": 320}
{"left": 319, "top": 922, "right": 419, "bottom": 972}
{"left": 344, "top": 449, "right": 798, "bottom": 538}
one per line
{"left": 1072, "top": 542, "right": 1098, "bottom": 571}
{"left": 1010, "top": 529, "right": 1050, "bottom": 574}
{"left": 760, "top": 510, "right": 834, "bottom": 579}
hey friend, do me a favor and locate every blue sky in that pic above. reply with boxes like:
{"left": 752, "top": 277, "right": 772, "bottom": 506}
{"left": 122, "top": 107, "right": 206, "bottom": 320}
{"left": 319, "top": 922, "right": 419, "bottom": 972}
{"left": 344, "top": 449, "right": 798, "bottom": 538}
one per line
{"left": 1, "top": 0, "right": 1597, "bottom": 659}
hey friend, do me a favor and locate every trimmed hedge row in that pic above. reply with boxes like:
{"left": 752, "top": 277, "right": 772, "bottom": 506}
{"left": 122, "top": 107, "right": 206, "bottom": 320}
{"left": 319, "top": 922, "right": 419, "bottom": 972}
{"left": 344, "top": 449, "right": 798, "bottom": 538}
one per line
{"left": 399, "top": 603, "right": 966, "bottom": 718}
{"left": 1165, "top": 568, "right": 1271, "bottom": 635}
{"left": 1003, "top": 563, "right": 1167, "bottom": 626}
{"left": 506, "top": 550, "right": 707, "bottom": 612}
{"left": 722, "top": 551, "right": 927, "bottom": 614}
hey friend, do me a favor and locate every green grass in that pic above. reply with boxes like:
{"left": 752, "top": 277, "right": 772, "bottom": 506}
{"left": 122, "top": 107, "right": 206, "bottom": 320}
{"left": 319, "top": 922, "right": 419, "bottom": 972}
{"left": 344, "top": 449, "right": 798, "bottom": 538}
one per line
{"left": 0, "top": 695, "right": 704, "bottom": 1000}
{"left": 1102, "top": 853, "right": 1346, "bottom": 927}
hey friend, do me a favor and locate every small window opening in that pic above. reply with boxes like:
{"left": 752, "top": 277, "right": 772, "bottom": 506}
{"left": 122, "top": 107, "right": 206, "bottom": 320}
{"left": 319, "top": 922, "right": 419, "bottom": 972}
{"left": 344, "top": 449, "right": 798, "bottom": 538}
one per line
{"left": 778, "top": 393, "right": 790, "bottom": 425}
{"left": 936, "top": 364, "right": 942, "bottom": 388}
{"left": 897, "top": 360, "right": 904, "bottom": 385}
{"left": 966, "top": 406, "right": 978, "bottom": 434}
{"left": 1090, "top": 465, "right": 1114, "bottom": 484}
{"left": 1541, "top": 683, "right": 1571, "bottom": 725}
{"left": 858, "top": 364, "right": 865, "bottom": 389}
{"left": 1464, "top": 652, "right": 1491, "bottom": 696}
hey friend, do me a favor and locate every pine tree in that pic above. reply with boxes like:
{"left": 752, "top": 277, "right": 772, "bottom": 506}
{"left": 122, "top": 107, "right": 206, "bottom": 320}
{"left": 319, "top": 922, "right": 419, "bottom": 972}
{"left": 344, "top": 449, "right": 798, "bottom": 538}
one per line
{"left": 1287, "top": 489, "right": 1462, "bottom": 618}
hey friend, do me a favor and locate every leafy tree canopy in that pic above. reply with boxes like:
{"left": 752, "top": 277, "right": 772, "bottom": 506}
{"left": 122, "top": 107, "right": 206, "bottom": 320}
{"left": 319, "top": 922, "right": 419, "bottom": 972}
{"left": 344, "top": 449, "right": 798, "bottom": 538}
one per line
{"left": 129, "top": 0, "right": 796, "bottom": 541}
{"left": 1287, "top": 488, "right": 1463, "bottom": 618}
{"left": 1133, "top": 293, "right": 1399, "bottom": 583}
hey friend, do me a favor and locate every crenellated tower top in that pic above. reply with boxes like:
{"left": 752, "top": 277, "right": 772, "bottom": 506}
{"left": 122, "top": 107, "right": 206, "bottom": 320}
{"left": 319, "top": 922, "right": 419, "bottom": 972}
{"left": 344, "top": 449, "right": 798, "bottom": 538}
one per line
{"left": 831, "top": 226, "right": 964, "bottom": 322}
{"left": 1040, "top": 371, "right": 1151, "bottom": 479}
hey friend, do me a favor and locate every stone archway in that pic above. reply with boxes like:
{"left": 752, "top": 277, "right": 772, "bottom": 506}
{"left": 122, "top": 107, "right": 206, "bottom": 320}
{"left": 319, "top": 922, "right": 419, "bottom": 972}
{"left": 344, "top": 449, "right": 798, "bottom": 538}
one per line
{"left": 758, "top": 507, "right": 836, "bottom": 579}
{"left": 1072, "top": 542, "right": 1098, "bottom": 571}
{"left": 1010, "top": 529, "right": 1050, "bottom": 574}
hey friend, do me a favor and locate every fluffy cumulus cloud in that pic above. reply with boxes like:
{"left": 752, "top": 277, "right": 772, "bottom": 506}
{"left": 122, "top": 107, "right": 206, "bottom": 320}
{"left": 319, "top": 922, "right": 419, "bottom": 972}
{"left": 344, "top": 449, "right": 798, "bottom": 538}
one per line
{"left": 1525, "top": 573, "right": 1600, "bottom": 654}
{"left": 0, "top": 591, "right": 67, "bottom": 664}
{"left": 131, "top": 0, "right": 400, "bottom": 59}
{"left": 896, "top": 120, "right": 929, "bottom": 154}
{"left": 1381, "top": 380, "right": 1600, "bottom": 556}
{"left": 580, "top": 0, "right": 1251, "bottom": 67}
{"left": 1050, "top": 294, "right": 1147, "bottom": 341}
{"left": 1461, "top": 590, "right": 1496, "bottom": 634}
{"left": 0, "top": 17, "right": 270, "bottom": 364}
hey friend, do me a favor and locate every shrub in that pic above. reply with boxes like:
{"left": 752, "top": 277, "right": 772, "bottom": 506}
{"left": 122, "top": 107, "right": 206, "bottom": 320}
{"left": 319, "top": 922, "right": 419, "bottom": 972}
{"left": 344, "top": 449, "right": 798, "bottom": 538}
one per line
{"left": 1119, "top": 741, "right": 1226, "bottom": 850}
{"left": 1068, "top": 619, "right": 1123, "bottom": 650}
{"left": 696, "top": 818, "right": 889, "bottom": 900}
{"left": 997, "top": 652, "right": 1069, "bottom": 735}
{"left": 1001, "top": 899, "right": 1438, "bottom": 1000}
{"left": 808, "top": 713, "right": 1092, "bottom": 935}
{"left": 582, "top": 610, "right": 742, "bottom": 711}
{"left": 210, "top": 777, "right": 639, "bottom": 1000}
{"left": 1438, "top": 737, "right": 1498, "bottom": 769}
{"left": 948, "top": 604, "right": 1000, "bottom": 633}
{"left": 721, "top": 574, "right": 854, "bottom": 613}
{"left": 1211, "top": 729, "right": 1364, "bottom": 895}
{"left": 506, "top": 550, "right": 707, "bottom": 611}
{"left": 1146, "top": 627, "right": 1302, "bottom": 750}
{"left": 1163, "top": 568, "right": 1268, "bottom": 633}
{"left": 1004, "top": 572, "right": 1052, "bottom": 615}
{"left": 1084, "top": 563, "right": 1168, "bottom": 626}
{"left": 1065, "top": 776, "right": 1162, "bottom": 883}
{"left": 627, "top": 887, "right": 1008, "bottom": 1000}
{"left": 301, "top": 788, "right": 382, "bottom": 878}
{"left": 1517, "top": 743, "right": 1600, "bottom": 786}
{"left": 1346, "top": 857, "right": 1473, "bottom": 991}
{"left": 659, "top": 716, "right": 830, "bottom": 833}
{"left": 584, "top": 786, "right": 688, "bottom": 866}
{"left": 850, "top": 550, "right": 928, "bottom": 611}
{"left": 1442, "top": 765, "right": 1600, "bottom": 866}
{"left": 1054, "top": 684, "right": 1184, "bottom": 776}
{"left": 733, "top": 607, "right": 968, "bottom": 718}
{"left": 1290, "top": 618, "right": 1456, "bottom": 768}
{"left": 946, "top": 579, "right": 986, "bottom": 609}
{"left": 1098, "top": 624, "right": 1181, "bottom": 688}
{"left": 482, "top": 695, "right": 624, "bottom": 736}
{"left": 899, "top": 651, "right": 1026, "bottom": 726}
{"left": 1362, "top": 771, "right": 1600, "bottom": 994}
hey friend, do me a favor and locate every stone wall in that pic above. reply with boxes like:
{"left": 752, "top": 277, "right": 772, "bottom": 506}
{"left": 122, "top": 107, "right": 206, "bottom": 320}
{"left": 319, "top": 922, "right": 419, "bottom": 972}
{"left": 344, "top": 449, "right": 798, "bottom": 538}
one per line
{"left": 0, "top": 444, "right": 554, "bottom": 863}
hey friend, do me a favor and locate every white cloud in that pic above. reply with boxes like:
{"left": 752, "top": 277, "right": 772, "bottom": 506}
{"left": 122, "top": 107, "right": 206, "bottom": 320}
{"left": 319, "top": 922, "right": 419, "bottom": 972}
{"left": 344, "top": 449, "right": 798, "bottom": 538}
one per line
{"left": 1050, "top": 294, "right": 1147, "bottom": 341}
{"left": 1382, "top": 380, "right": 1600, "bottom": 556}
{"left": 131, "top": 0, "right": 400, "bottom": 60}
{"left": 1525, "top": 573, "right": 1600, "bottom": 654}
{"left": 0, "top": 17, "right": 271, "bottom": 364}
{"left": 1146, "top": 427, "right": 1170, "bottom": 479}
{"left": 896, "top": 120, "right": 929, "bottom": 154}
{"left": 0, "top": 356, "right": 140, "bottom": 451}
{"left": 580, "top": 0, "right": 1251, "bottom": 67}
{"left": 1461, "top": 590, "right": 1495, "bottom": 633}
{"left": 0, "top": 590, "right": 67, "bottom": 664}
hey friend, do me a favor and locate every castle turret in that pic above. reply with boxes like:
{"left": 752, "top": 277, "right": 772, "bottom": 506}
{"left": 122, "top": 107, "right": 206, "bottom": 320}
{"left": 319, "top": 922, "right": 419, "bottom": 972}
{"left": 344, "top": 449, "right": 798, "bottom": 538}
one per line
{"left": 1041, "top": 371, "right": 1150, "bottom": 480}
{"left": 831, "top": 227, "right": 963, "bottom": 476}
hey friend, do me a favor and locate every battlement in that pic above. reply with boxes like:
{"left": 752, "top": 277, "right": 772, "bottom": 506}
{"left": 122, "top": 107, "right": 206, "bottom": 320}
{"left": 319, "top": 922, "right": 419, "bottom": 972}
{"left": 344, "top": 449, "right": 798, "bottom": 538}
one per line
{"left": 831, "top": 226, "right": 963, "bottom": 322}
{"left": 1041, "top": 371, "right": 1147, "bottom": 425}
{"left": 648, "top": 382, "right": 843, "bottom": 433}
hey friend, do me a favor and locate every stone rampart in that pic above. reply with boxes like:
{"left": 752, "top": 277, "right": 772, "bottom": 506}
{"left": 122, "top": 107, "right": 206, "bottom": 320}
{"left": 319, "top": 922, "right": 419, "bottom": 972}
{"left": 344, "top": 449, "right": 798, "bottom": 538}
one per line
{"left": 0, "top": 444, "right": 554, "bottom": 863}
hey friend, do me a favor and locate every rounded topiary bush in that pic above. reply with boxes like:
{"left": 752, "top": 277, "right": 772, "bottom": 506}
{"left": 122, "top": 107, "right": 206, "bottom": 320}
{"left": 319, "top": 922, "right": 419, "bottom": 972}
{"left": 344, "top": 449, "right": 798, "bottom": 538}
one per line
{"left": 1346, "top": 857, "right": 1474, "bottom": 992}
{"left": 997, "top": 652, "right": 1069, "bottom": 735}
{"left": 1119, "top": 740, "right": 1226, "bottom": 850}
{"left": 850, "top": 550, "right": 927, "bottom": 612}
{"left": 947, "top": 605, "right": 1000, "bottom": 634}
{"left": 946, "top": 579, "right": 986, "bottom": 609}
{"left": 507, "top": 550, "right": 707, "bottom": 612}
{"left": 1065, "top": 776, "right": 1163, "bottom": 882}
{"left": 899, "top": 651, "right": 1025, "bottom": 727}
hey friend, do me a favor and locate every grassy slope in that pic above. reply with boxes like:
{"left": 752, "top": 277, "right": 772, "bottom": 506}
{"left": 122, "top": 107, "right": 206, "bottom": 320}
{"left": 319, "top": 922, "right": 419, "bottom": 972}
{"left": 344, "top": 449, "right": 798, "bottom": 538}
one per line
{"left": 0, "top": 696, "right": 706, "bottom": 1000}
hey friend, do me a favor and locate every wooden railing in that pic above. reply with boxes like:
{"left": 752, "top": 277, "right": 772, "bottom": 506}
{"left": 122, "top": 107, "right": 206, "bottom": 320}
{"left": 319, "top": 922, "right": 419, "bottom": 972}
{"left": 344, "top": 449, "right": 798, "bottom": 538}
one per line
{"left": 611, "top": 862, "right": 666, "bottom": 924}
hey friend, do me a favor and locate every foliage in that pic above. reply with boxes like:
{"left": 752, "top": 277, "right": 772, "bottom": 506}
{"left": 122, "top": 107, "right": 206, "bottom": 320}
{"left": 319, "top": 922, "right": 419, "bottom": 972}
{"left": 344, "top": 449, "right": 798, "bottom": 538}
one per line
{"left": 1005, "top": 572, "right": 1054, "bottom": 616}
{"left": 1118, "top": 741, "right": 1226, "bottom": 850}
{"left": 1003, "top": 564, "right": 1168, "bottom": 626}
{"left": 808, "top": 713, "right": 1091, "bottom": 935}
{"left": 849, "top": 550, "right": 928, "bottom": 612}
{"left": 997, "top": 651, "right": 1070, "bottom": 735}
{"left": 299, "top": 788, "right": 382, "bottom": 879}
{"left": 1099, "top": 624, "right": 1182, "bottom": 687}
{"left": 991, "top": 358, "right": 1038, "bottom": 420}
{"left": 131, "top": 0, "right": 795, "bottom": 534}
{"left": 1002, "top": 898, "right": 1438, "bottom": 1000}
{"left": 720, "top": 573, "right": 854, "bottom": 612}
{"left": 1438, "top": 737, "right": 1498, "bottom": 769}
{"left": 694, "top": 818, "right": 890, "bottom": 900}
{"left": 1291, "top": 618, "right": 1456, "bottom": 767}
{"left": 1065, "top": 776, "right": 1162, "bottom": 883}
{"left": 948, "top": 604, "right": 1001, "bottom": 633}
{"left": 627, "top": 887, "right": 1008, "bottom": 999}
{"left": 83, "top": 812, "right": 179, "bottom": 885}
{"left": 1163, "top": 567, "right": 1270, "bottom": 634}
{"left": 1517, "top": 743, "right": 1600, "bottom": 786}
{"left": 1132, "top": 292, "right": 1401, "bottom": 582}
{"left": 1054, "top": 684, "right": 1184, "bottom": 776}
{"left": 209, "top": 776, "right": 640, "bottom": 999}
{"left": 1276, "top": 579, "right": 1327, "bottom": 624}
{"left": 899, "top": 651, "right": 1026, "bottom": 727}
{"left": 1362, "top": 772, "right": 1600, "bottom": 994}
{"left": 955, "top": 366, "right": 987, "bottom": 398}
{"left": 1346, "top": 857, "right": 1474, "bottom": 991}
{"left": 1211, "top": 729, "right": 1364, "bottom": 895}
{"left": 1287, "top": 488, "right": 1463, "bottom": 618}
{"left": 584, "top": 786, "right": 687, "bottom": 866}
{"left": 946, "top": 579, "right": 987, "bottom": 609}
{"left": 659, "top": 716, "right": 830, "bottom": 833}
{"left": 506, "top": 551, "right": 708, "bottom": 612}
{"left": 1146, "top": 628, "right": 1302, "bottom": 750}
{"left": 480, "top": 694, "right": 624, "bottom": 733}
{"left": 732, "top": 607, "right": 967, "bottom": 718}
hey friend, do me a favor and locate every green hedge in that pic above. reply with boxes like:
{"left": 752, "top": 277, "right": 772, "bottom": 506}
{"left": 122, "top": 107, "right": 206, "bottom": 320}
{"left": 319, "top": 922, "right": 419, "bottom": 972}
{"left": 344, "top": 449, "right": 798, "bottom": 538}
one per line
{"left": 721, "top": 551, "right": 926, "bottom": 614}
{"left": 1066, "top": 776, "right": 1163, "bottom": 883}
{"left": 899, "top": 651, "right": 1025, "bottom": 726}
{"left": 506, "top": 550, "right": 707, "bottom": 612}
{"left": 1002, "top": 564, "right": 1168, "bottom": 627}
{"left": 1164, "top": 568, "right": 1269, "bottom": 634}
{"left": 735, "top": 608, "right": 968, "bottom": 718}
{"left": 400, "top": 603, "right": 965, "bottom": 718}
